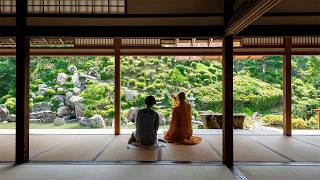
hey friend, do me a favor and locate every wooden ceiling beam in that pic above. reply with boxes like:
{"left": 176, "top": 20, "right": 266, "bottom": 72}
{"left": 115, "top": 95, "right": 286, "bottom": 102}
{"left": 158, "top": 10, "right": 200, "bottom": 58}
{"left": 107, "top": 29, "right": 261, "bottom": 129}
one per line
{"left": 226, "top": 0, "right": 283, "bottom": 36}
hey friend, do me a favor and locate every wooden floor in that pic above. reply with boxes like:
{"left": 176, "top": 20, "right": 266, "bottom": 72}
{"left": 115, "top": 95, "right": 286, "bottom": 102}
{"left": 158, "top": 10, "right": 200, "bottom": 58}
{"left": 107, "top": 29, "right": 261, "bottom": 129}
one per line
{"left": 1, "top": 134, "right": 320, "bottom": 163}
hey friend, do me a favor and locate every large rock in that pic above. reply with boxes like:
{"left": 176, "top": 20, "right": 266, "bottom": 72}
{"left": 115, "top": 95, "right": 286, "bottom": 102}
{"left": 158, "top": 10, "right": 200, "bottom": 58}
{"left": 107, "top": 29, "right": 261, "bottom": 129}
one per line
{"left": 42, "top": 111, "right": 57, "bottom": 123}
{"left": 79, "top": 117, "right": 92, "bottom": 126}
{"left": 65, "top": 91, "right": 74, "bottom": 109}
{"left": 51, "top": 95, "right": 65, "bottom": 107}
{"left": 88, "top": 67, "right": 100, "bottom": 79}
{"left": 68, "top": 96, "right": 85, "bottom": 118}
{"left": 30, "top": 111, "right": 57, "bottom": 123}
{"left": 91, "top": 115, "right": 105, "bottom": 128}
{"left": 37, "top": 83, "right": 47, "bottom": 95}
{"left": 0, "top": 104, "right": 9, "bottom": 122}
{"left": 32, "top": 102, "right": 51, "bottom": 112}
{"left": 74, "top": 103, "right": 86, "bottom": 118}
{"left": 57, "top": 106, "right": 71, "bottom": 118}
{"left": 126, "top": 107, "right": 139, "bottom": 123}
{"left": 159, "top": 113, "right": 167, "bottom": 125}
{"left": 79, "top": 73, "right": 98, "bottom": 80}
{"left": 71, "top": 73, "right": 80, "bottom": 87}
{"left": 54, "top": 118, "right": 65, "bottom": 126}
{"left": 57, "top": 73, "right": 68, "bottom": 85}
{"left": 125, "top": 90, "right": 139, "bottom": 100}
{"left": 29, "top": 111, "right": 43, "bottom": 119}
{"left": 67, "top": 65, "right": 77, "bottom": 73}
{"left": 30, "top": 118, "right": 44, "bottom": 123}
{"left": 9, "top": 114, "right": 16, "bottom": 122}
{"left": 72, "top": 87, "right": 81, "bottom": 95}
{"left": 56, "top": 88, "right": 65, "bottom": 94}
{"left": 79, "top": 77, "right": 88, "bottom": 91}
{"left": 51, "top": 95, "right": 65, "bottom": 102}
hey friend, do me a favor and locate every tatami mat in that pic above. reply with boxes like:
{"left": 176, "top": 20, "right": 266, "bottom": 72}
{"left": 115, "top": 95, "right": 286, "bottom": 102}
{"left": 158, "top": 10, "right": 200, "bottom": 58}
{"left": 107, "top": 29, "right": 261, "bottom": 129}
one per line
{"left": 238, "top": 165, "right": 320, "bottom": 180}
{"left": 0, "top": 164, "right": 235, "bottom": 180}
{"left": 30, "top": 135, "right": 74, "bottom": 159}
{"left": 2, "top": 135, "right": 320, "bottom": 162}
{"left": 203, "top": 135, "right": 289, "bottom": 162}
{"left": 293, "top": 136, "right": 320, "bottom": 147}
{"left": 160, "top": 135, "right": 221, "bottom": 162}
{"left": 32, "top": 135, "right": 112, "bottom": 161}
{"left": 251, "top": 136, "right": 320, "bottom": 162}
{"left": 0, "top": 135, "right": 15, "bottom": 161}
{"left": 234, "top": 136, "right": 290, "bottom": 162}
{"left": 95, "top": 135, "right": 158, "bottom": 161}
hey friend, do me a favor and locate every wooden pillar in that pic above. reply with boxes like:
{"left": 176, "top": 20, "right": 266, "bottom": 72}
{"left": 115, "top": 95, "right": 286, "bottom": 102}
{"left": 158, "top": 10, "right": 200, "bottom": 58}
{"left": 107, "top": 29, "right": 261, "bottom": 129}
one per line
{"left": 222, "top": 0, "right": 234, "bottom": 168}
{"left": 316, "top": 109, "right": 320, "bottom": 129}
{"left": 15, "top": 0, "right": 29, "bottom": 164}
{"left": 114, "top": 39, "right": 121, "bottom": 135}
{"left": 283, "top": 37, "right": 292, "bottom": 136}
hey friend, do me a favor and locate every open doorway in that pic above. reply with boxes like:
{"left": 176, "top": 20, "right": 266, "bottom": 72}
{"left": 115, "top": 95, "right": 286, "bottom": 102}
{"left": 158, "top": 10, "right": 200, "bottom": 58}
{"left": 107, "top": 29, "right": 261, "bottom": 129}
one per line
{"left": 0, "top": 56, "right": 16, "bottom": 162}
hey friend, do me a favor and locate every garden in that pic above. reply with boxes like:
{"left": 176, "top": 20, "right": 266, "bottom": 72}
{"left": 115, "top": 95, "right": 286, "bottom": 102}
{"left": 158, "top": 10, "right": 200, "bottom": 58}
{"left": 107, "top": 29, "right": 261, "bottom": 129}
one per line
{"left": 0, "top": 55, "right": 319, "bottom": 130}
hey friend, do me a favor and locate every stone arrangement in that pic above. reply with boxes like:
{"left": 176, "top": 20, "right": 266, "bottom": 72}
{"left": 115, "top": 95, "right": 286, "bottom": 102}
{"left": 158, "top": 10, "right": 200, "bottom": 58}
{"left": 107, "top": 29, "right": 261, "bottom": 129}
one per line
{"left": 0, "top": 65, "right": 107, "bottom": 128}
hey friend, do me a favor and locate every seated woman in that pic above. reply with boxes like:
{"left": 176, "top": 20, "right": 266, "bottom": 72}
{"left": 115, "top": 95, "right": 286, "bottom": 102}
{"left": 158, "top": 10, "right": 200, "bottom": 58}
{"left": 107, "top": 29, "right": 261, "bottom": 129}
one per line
{"left": 128, "top": 96, "right": 159, "bottom": 146}
{"left": 164, "top": 92, "right": 202, "bottom": 145}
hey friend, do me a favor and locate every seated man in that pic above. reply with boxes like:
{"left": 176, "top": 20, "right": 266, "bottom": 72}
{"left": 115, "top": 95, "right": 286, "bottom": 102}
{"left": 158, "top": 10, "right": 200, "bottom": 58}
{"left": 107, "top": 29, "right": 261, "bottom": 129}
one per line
{"left": 128, "top": 96, "right": 159, "bottom": 146}
{"left": 164, "top": 92, "right": 202, "bottom": 145}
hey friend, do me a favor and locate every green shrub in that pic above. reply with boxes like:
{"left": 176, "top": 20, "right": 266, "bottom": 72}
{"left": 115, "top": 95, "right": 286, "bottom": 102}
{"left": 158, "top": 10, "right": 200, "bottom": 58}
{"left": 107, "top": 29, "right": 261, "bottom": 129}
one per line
{"left": 191, "top": 62, "right": 197, "bottom": 68}
{"left": 263, "top": 115, "right": 308, "bottom": 129}
{"left": 0, "top": 95, "right": 12, "bottom": 104}
{"left": 34, "top": 79, "right": 43, "bottom": 85}
{"left": 292, "top": 118, "right": 307, "bottom": 129}
{"left": 262, "top": 115, "right": 283, "bottom": 126}
{"left": 138, "top": 77, "right": 145, "bottom": 82}
{"left": 188, "top": 73, "right": 197, "bottom": 81}
{"left": 146, "top": 85, "right": 156, "bottom": 93}
{"left": 135, "top": 82, "right": 146, "bottom": 89}
{"left": 208, "top": 67, "right": 217, "bottom": 74}
{"left": 4, "top": 97, "right": 16, "bottom": 114}
{"left": 30, "top": 84, "right": 38, "bottom": 91}
{"left": 100, "top": 71, "right": 113, "bottom": 80}
{"left": 64, "top": 82, "right": 74, "bottom": 89}
{"left": 127, "top": 93, "right": 148, "bottom": 108}
{"left": 154, "top": 83, "right": 166, "bottom": 89}
{"left": 203, "top": 79, "right": 211, "bottom": 85}
{"left": 128, "top": 79, "right": 137, "bottom": 86}
{"left": 54, "top": 85, "right": 60, "bottom": 89}
{"left": 202, "top": 73, "right": 211, "bottom": 79}
{"left": 138, "top": 60, "right": 145, "bottom": 66}
{"left": 292, "top": 98, "right": 320, "bottom": 120}
{"left": 46, "top": 88, "right": 56, "bottom": 96}
{"left": 307, "top": 116, "right": 318, "bottom": 129}
{"left": 84, "top": 110, "right": 94, "bottom": 118}
{"left": 34, "top": 95, "right": 45, "bottom": 102}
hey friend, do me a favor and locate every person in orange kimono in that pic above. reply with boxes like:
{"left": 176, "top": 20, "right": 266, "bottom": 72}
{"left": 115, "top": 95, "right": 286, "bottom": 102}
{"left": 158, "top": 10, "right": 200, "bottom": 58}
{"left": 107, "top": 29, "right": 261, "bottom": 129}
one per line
{"left": 164, "top": 92, "right": 202, "bottom": 145}
{"left": 171, "top": 94, "right": 179, "bottom": 108}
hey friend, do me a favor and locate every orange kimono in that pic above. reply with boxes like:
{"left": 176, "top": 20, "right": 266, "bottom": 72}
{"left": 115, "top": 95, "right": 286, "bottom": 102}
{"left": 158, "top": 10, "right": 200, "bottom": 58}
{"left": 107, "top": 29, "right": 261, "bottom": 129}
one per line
{"left": 164, "top": 101, "right": 202, "bottom": 145}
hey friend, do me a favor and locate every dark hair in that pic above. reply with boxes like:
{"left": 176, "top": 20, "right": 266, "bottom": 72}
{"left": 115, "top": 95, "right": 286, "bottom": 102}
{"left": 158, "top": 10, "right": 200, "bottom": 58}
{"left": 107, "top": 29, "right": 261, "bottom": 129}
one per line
{"left": 178, "top": 92, "right": 186, "bottom": 101}
{"left": 145, "top": 96, "right": 156, "bottom": 106}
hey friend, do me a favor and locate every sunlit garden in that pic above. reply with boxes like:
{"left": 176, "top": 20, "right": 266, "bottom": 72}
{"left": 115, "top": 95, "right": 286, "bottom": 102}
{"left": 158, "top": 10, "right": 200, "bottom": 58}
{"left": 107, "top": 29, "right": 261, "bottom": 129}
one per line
{"left": 0, "top": 55, "right": 319, "bottom": 130}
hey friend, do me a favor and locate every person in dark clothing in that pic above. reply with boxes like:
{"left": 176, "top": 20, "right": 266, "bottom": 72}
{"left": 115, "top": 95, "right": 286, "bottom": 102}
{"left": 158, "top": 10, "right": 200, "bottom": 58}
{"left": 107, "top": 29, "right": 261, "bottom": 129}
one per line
{"left": 128, "top": 96, "right": 160, "bottom": 145}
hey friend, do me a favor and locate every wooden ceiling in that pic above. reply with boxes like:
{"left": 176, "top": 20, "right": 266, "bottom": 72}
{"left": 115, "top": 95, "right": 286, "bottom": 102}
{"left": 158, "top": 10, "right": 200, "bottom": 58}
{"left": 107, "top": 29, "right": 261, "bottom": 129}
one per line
{"left": 0, "top": 0, "right": 319, "bottom": 28}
